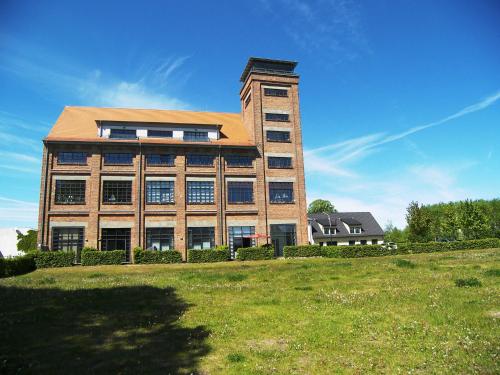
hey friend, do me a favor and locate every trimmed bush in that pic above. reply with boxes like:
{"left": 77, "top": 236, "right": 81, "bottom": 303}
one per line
{"left": 237, "top": 246, "right": 274, "bottom": 261}
{"left": 215, "top": 245, "right": 229, "bottom": 251}
{"left": 0, "top": 254, "right": 36, "bottom": 278}
{"left": 398, "top": 238, "right": 500, "bottom": 254}
{"left": 81, "top": 247, "right": 125, "bottom": 266}
{"left": 283, "top": 245, "right": 323, "bottom": 258}
{"left": 188, "top": 249, "right": 230, "bottom": 263}
{"left": 134, "top": 249, "right": 182, "bottom": 264}
{"left": 33, "top": 251, "right": 75, "bottom": 268}
{"left": 323, "top": 245, "right": 391, "bottom": 258}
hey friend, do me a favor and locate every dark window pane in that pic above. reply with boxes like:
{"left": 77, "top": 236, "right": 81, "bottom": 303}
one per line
{"left": 55, "top": 180, "right": 86, "bottom": 204}
{"left": 268, "top": 156, "right": 292, "bottom": 169}
{"left": 102, "top": 181, "right": 132, "bottom": 203}
{"left": 146, "top": 228, "right": 174, "bottom": 250}
{"left": 58, "top": 152, "right": 87, "bottom": 165}
{"left": 146, "top": 180, "right": 174, "bottom": 204}
{"left": 103, "top": 153, "right": 133, "bottom": 165}
{"left": 187, "top": 181, "right": 214, "bottom": 204}
{"left": 186, "top": 154, "right": 214, "bottom": 166}
{"left": 265, "top": 113, "right": 289, "bottom": 122}
{"left": 184, "top": 131, "right": 209, "bottom": 142}
{"left": 372, "top": 239, "right": 378, "bottom": 245}
{"left": 266, "top": 131, "right": 290, "bottom": 142}
{"left": 148, "top": 130, "right": 173, "bottom": 138}
{"left": 227, "top": 182, "right": 253, "bottom": 203}
{"left": 270, "top": 224, "right": 296, "bottom": 256}
{"left": 101, "top": 228, "right": 130, "bottom": 261}
{"left": 264, "top": 88, "right": 288, "bottom": 97}
{"left": 52, "top": 227, "right": 84, "bottom": 252}
{"left": 146, "top": 154, "right": 175, "bottom": 166}
{"left": 226, "top": 155, "right": 253, "bottom": 167}
{"left": 188, "top": 227, "right": 215, "bottom": 249}
{"left": 349, "top": 240, "right": 355, "bottom": 246}
{"left": 109, "top": 129, "right": 136, "bottom": 139}
{"left": 269, "top": 182, "right": 294, "bottom": 203}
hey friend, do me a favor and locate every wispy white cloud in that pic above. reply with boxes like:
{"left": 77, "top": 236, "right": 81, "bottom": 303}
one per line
{"left": 0, "top": 196, "right": 38, "bottom": 228}
{"left": 0, "top": 151, "right": 40, "bottom": 164}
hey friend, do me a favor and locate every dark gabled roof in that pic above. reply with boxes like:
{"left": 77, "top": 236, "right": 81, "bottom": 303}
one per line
{"left": 308, "top": 212, "right": 384, "bottom": 238}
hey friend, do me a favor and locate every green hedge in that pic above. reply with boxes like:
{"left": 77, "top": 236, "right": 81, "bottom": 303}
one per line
{"left": 81, "top": 248, "right": 126, "bottom": 266}
{"left": 187, "top": 249, "right": 230, "bottom": 263}
{"left": 283, "top": 245, "right": 323, "bottom": 258}
{"left": 33, "top": 251, "right": 75, "bottom": 268}
{"left": 0, "top": 254, "right": 36, "bottom": 278}
{"left": 237, "top": 246, "right": 275, "bottom": 261}
{"left": 134, "top": 249, "right": 182, "bottom": 264}
{"left": 398, "top": 238, "right": 500, "bottom": 254}
{"left": 323, "top": 245, "right": 390, "bottom": 258}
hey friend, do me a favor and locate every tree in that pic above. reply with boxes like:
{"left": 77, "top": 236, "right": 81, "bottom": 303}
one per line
{"left": 440, "top": 204, "right": 459, "bottom": 240}
{"left": 458, "top": 200, "right": 490, "bottom": 240}
{"left": 17, "top": 229, "right": 38, "bottom": 253}
{"left": 406, "top": 201, "right": 432, "bottom": 242}
{"left": 384, "top": 222, "right": 409, "bottom": 243}
{"left": 307, "top": 199, "right": 337, "bottom": 214}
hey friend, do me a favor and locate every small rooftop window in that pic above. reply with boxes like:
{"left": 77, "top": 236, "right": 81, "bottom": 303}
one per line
{"left": 184, "top": 131, "right": 209, "bottom": 142}
{"left": 109, "top": 129, "right": 137, "bottom": 139}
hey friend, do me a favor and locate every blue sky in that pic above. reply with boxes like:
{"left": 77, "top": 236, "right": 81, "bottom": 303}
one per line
{"left": 0, "top": 0, "right": 499, "bottom": 228}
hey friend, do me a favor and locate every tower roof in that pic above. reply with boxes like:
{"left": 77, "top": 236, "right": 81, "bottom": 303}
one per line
{"left": 240, "top": 57, "right": 298, "bottom": 83}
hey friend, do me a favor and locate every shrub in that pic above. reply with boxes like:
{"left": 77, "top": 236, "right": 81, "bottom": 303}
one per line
{"left": 283, "top": 245, "right": 322, "bottom": 258}
{"left": 187, "top": 248, "right": 230, "bottom": 263}
{"left": 134, "top": 248, "right": 182, "bottom": 264}
{"left": 0, "top": 254, "right": 36, "bottom": 278}
{"left": 33, "top": 251, "right": 75, "bottom": 268}
{"left": 81, "top": 248, "right": 125, "bottom": 266}
{"left": 215, "top": 245, "right": 229, "bottom": 251}
{"left": 398, "top": 238, "right": 500, "bottom": 254}
{"left": 237, "top": 246, "right": 274, "bottom": 261}
{"left": 323, "top": 245, "right": 391, "bottom": 258}
{"left": 455, "top": 277, "right": 482, "bottom": 287}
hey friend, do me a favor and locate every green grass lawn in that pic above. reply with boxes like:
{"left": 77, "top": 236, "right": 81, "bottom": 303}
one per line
{"left": 1, "top": 249, "right": 499, "bottom": 374}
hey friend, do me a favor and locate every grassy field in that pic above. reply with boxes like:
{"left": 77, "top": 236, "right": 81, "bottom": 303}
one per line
{"left": 1, "top": 249, "right": 499, "bottom": 374}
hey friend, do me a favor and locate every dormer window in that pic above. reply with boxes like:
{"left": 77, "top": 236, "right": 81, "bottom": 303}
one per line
{"left": 350, "top": 226, "right": 362, "bottom": 234}
{"left": 324, "top": 227, "right": 337, "bottom": 235}
{"left": 148, "top": 130, "right": 173, "bottom": 138}
{"left": 184, "top": 131, "right": 209, "bottom": 142}
{"left": 109, "top": 129, "right": 136, "bottom": 139}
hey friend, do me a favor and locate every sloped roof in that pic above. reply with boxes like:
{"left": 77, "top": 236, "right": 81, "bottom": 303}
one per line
{"left": 45, "top": 106, "right": 254, "bottom": 147}
{"left": 308, "top": 212, "right": 384, "bottom": 238}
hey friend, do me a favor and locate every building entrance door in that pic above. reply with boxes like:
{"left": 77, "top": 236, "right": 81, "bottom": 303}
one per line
{"left": 228, "top": 226, "right": 255, "bottom": 259}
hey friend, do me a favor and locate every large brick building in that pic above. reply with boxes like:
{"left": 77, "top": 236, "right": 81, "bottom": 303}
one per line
{"left": 37, "top": 57, "right": 308, "bottom": 261}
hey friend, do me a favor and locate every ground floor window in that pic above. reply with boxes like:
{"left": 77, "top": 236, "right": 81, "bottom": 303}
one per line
{"left": 326, "top": 241, "right": 337, "bottom": 246}
{"left": 348, "top": 240, "right": 355, "bottom": 246}
{"left": 52, "top": 227, "right": 84, "bottom": 262}
{"left": 188, "top": 227, "right": 215, "bottom": 249}
{"left": 360, "top": 240, "right": 367, "bottom": 245}
{"left": 270, "top": 224, "right": 296, "bottom": 256}
{"left": 372, "top": 239, "right": 378, "bottom": 244}
{"left": 146, "top": 228, "right": 174, "bottom": 250}
{"left": 101, "top": 228, "right": 131, "bottom": 261}
{"left": 228, "top": 226, "right": 255, "bottom": 258}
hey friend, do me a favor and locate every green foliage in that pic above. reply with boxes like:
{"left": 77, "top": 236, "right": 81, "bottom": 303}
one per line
{"left": 215, "top": 245, "right": 229, "bottom": 251}
{"left": 384, "top": 222, "right": 409, "bottom": 243}
{"left": 458, "top": 199, "right": 490, "bottom": 240}
{"left": 16, "top": 229, "right": 38, "bottom": 253}
{"left": 81, "top": 248, "right": 125, "bottom": 266}
{"left": 307, "top": 199, "right": 336, "bottom": 214}
{"left": 323, "top": 245, "right": 391, "bottom": 258}
{"left": 484, "top": 269, "right": 500, "bottom": 277}
{"left": 134, "top": 249, "right": 182, "bottom": 264}
{"left": 187, "top": 248, "right": 230, "bottom": 263}
{"left": 237, "top": 246, "right": 274, "bottom": 261}
{"left": 398, "top": 238, "right": 500, "bottom": 253}
{"left": 394, "top": 259, "right": 416, "bottom": 268}
{"left": 33, "top": 251, "right": 74, "bottom": 268}
{"left": 0, "top": 254, "right": 36, "bottom": 278}
{"left": 406, "top": 201, "right": 433, "bottom": 242}
{"left": 227, "top": 353, "right": 245, "bottom": 363}
{"left": 283, "top": 245, "right": 323, "bottom": 258}
{"left": 455, "top": 277, "right": 482, "bottom": 287}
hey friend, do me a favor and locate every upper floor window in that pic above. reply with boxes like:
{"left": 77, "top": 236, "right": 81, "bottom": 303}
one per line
{"left": 186, "top": 154, "right": 214, "bottom": 167}
{"left": 184, "top": 131, "right": 209, "bottom": 142}
{"left": 58, "top": 152, "right": 87, "bottom": 165}
{"left": 187, "top": 181, "right": 214, "bottom": 204}
{"left": 146, "top": 154, "right": 175, "bottom": 166}
{"left": 102, "top": 181, "right": 132, "bottom": 203}
{"left": 148, "top": 130, "right": 173, "bottom": 138}
{"left": 55, "top": 180, "right": 86, "bottom": 204}
{"left": 266, "top": 130, "right": 290, "bottom": 142}
{"left": 265, "top": 113, "right": 289, "bottom": 122}
{"left": 146, "top": 181, "right": 174, "bottom": 204}
{"left": 109, "top": 129, "right": 137, "bottom": 139}
{"left": 268, "top": 156, "right": 292, "bottom": 169}
{"left": 324, "top": 227, "right": 337, "bottom": 235}
{"left": 269, "top": 182, "right": 294, "bottom": 203}
{"left": 264, "top": 88, "right": 288, "bottom": 97}
{"left": 226, "top": 155, "right": 253, "bottom": 168}
{"left": 349, "top": 226, "right": 362, "bottom": 234}
{"left": 227, "top": 182, "right": 253, "bottom": 204}
{"left": 103, "top": 153, "right": 133, "bottom": 165}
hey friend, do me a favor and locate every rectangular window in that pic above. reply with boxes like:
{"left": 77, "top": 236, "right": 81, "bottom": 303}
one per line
{"left": 186, "top": 154, "right": 214, "bottom": 166}
{"left": 146, "top": 228, "right": 174, "bottom": 250}
{"left": 349, "top": 240, "right": 356, "bottom": 246}
{"left": 326, "top": 241, "right": 337, "bottom": 246}
{"left": 269, "top": 182, "right": 294, "bottom": 203}
{"left": 324, "top": 227, "right": 337, "bottom": 235}
{"left": 102, "top": 181, "right": 132, "bottom": 203}
{"left": 52, "top": 227, "right": 84, "bottom": 252}
{"left": 184, "top": 131, "right": 209, "bottom": 142}
{"left": 264, "top": 88, "right": 288, "bottom": 97}
{"left": 187, "top": 181, "right": 214, "bottom": 204}
{"left": 103, "top": 153, "right": 133, "bottom": 165}
{"left": 265, "top": 113, "right": 289, "bottom": 122}
{"left": 146, "top": 154, "right": 175, "bottom": 166}
{"left": 148, "top": 129, "right": 173, "bottom": 138}
{"left": 55, "top": 180, "right": 86, "bottom": 204}
{"left": 188, "top": 227, "right": 215, "bottom": 249}
{"left": 244, "top": 94, "right": 251, "bottom": 108}
{"left": 146, "top": 180, "right": 174, "bottom": 204}
{"left": 227, "top": 182, "right": 253, "bottom": 204}
{"left": 350, "top": 227, "right": 362, "bottom": 234}
{"left": 226, "top": 155, "right": 253, "bottom": 167}
{"left": 268, "top": 156, "right": 292, "bottom": 169}
{"left": 101, "top": 228, "right": 130, "bottom": 261}
{"left": 58, "top": 152, "right": 87, "bottom": 165}
{"left": 270, "top": 224, "right": 296, "bottom": 256}
{"left": 372, "top": 239, "right": 378, "bottom": 245}
{"left": 360, "top": 240, "right": 367, "bottom": 245}
{"left": 266, "top": 130, "right": 290, "bottom": 142}
{"left": 109, "top": 129, "right": 136, "bottom": 139}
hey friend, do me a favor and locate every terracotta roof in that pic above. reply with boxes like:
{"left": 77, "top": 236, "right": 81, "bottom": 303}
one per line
{"left": 45, "top": 106, "right": 254, "bottom": 147}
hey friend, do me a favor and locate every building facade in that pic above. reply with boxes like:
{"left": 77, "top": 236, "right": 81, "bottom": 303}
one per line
{"left": 37, "top": 57, "right": 308, "bottom": 261}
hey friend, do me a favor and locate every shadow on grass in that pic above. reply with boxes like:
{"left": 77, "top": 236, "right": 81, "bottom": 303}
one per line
{"left": 0, "top": 285, "right": 210, "bottom": 374}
